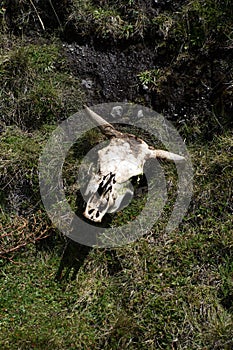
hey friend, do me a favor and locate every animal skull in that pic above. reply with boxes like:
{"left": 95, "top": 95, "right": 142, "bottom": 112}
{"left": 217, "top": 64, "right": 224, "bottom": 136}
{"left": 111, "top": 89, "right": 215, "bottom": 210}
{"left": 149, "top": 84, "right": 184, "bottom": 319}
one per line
{"left": 83, "top": 106, "right": 185, "bottom": 222}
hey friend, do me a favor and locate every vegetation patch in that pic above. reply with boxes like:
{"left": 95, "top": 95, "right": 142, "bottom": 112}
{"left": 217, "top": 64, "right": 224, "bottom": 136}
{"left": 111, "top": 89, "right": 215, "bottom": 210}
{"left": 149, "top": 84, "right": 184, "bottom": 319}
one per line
{"left": 0, "top": 38, "right": 84, "bottom": 130}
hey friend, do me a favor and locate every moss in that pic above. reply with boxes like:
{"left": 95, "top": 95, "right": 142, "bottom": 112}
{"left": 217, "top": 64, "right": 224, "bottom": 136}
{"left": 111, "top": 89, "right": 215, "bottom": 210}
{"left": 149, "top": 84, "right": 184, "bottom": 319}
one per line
{"left": 0, "top": 39, "right": 84, "bottom": 130}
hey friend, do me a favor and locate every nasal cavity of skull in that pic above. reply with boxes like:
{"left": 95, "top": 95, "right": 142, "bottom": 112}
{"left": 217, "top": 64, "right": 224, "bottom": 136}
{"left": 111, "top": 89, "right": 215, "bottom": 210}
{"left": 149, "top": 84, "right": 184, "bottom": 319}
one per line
{"left": 88, "top": 209, "right": 95, "bottom": 215}
{"left": 88, "top": 209, "right": 100, "bottom": 219}
{"left": 97, "top": 173, "right": 116, "bottom": 196}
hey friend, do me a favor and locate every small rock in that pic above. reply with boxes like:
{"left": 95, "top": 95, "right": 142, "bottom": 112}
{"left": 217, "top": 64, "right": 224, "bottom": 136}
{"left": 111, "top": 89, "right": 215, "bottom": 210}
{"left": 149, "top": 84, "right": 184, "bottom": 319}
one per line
{"left": 110, "top": 106, "right": 123, "bottom": 119}
{"left": 137, "top": 110, "right": 144, "bottom": 119}
{"left": 81, "top": 78, "right": 93, "bottom": 89}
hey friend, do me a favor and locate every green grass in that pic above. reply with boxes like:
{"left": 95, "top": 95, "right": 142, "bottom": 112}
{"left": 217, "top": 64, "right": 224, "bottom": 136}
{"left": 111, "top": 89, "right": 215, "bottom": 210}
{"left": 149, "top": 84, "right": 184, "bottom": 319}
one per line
{"left": 70, "top": 0, "right": 153, "bottom": 40}
{"left": 0, "top": 221, "right": 232, "bottom": 349}
{"left": 1, "top": 130, "right": 232, "bottom": 349}
{"left": 1, "top": 48, "right": 232, "bottom": 346}
{"left": 0, "top": 38, "right": 84, "bottom": 130}
{"left": 68, "top": 0, "right": 233, "bottom": 47}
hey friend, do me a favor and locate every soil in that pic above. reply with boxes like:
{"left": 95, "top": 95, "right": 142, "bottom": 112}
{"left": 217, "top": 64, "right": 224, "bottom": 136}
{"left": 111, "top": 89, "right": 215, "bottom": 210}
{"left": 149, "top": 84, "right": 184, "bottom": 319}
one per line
{"left": 63, "top": 39, "right": 232, "bottom": 140}
{"left": 63, "top": 42, "right": 155, "bottom": 104}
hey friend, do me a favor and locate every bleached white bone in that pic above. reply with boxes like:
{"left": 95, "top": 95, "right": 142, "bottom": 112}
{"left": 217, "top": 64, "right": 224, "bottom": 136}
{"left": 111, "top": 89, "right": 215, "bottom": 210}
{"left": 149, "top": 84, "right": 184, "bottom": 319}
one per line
{"left": 83, "top": 106, "right": 185, "bottom": 222}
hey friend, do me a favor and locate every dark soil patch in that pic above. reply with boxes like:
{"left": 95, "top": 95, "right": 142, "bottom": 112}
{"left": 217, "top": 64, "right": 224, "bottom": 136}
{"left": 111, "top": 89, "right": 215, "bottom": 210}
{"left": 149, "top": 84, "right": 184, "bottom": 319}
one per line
{"left": 63, "top": 40, "right": 233, "bottom": 141}
{"left": 63, "top": 42, "right": 155, "bottom": 104}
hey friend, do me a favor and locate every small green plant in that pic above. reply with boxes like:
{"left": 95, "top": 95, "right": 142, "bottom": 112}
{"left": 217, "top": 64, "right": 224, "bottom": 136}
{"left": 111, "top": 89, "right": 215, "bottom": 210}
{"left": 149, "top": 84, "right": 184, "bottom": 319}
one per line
{"left": 138, "top": 68, "right": 172, "bottom": 93}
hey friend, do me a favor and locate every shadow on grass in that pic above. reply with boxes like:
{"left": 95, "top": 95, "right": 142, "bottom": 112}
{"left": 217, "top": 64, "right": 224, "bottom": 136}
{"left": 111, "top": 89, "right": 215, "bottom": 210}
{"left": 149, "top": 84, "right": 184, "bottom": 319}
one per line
{"left": 55, "top": 239, "right": 92, "bottom": 281}
{"left": 55, "top": 239, "right": 123, "bottom": 282}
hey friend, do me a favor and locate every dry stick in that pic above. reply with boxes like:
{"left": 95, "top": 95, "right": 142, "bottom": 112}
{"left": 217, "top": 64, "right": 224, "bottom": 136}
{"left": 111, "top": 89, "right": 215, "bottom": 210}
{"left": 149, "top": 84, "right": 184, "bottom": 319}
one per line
{"left": 0, "top": 232, "right": 51, "bottom": 257}
{"left": 48, "top": 0, "right": 63, "bottom": 29}
{"left": 29, "top": 0, "right": 45, "bottom": 31}
{"left": 0, "top": 217, "right": 52, "bottom": 258}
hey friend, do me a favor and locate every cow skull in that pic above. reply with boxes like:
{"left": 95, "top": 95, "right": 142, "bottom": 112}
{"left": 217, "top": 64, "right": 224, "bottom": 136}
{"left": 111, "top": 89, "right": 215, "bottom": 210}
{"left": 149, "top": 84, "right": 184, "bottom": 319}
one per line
{"left": 83, "top": 106, "right": 185, "bottom": 222}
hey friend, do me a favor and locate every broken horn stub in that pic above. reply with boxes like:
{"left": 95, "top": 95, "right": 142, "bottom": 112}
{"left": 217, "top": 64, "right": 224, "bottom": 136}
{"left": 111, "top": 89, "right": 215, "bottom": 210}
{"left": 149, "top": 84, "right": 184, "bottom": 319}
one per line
{"left": 84, "top": 105, "right": 122, "bottom": 138}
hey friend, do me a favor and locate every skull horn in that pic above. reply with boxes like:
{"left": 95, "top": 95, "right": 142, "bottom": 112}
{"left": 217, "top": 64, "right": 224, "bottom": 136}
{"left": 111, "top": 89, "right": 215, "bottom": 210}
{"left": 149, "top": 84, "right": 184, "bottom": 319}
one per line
{"left": 149, "top": 149, "right": 185, "bottom": 161}
{"left": 84, "top": 105, "right": 122, "bottom": 138}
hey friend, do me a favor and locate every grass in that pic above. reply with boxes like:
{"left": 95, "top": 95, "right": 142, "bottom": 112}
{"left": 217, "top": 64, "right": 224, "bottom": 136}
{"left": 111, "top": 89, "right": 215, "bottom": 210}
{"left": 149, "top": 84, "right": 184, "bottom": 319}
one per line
{"left": 0, "top": 37, "right": 84, "bottom": 130}
{"left": 0, "top": 212, "right": 232, "bottom": 349}
{"left": 68, "top": 0, "right": 233, "bottom": 47}
{"left": 1, "top": 126, "right": 232, "bottom": 349}
{"left": 69, "top": 0, "right": 153, "bottom": 41}
{"left": 1, "top": 1, "right": 233, "bottom": 349}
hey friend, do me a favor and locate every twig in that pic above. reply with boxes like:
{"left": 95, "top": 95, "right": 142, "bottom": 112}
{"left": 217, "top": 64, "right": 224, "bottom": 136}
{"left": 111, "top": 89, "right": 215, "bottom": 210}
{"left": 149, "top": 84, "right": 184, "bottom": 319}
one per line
{"left": 48, "top": 0, "right": 63, "bottom": 29}
{"left": 29, "top": 0, "right": 45, "bottom": 31}
{"left": 1, "top": 214, "right": 53, "bottom": 259}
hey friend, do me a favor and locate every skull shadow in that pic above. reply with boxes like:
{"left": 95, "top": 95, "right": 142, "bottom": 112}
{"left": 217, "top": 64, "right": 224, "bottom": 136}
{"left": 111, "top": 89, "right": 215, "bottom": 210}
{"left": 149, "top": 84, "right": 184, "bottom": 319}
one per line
{"left": 55, "top": 189, "right": 122, "bottom": 282}
{"left": 55, "top": 175, "right": 148, "bottom": 282}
